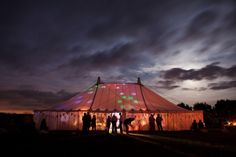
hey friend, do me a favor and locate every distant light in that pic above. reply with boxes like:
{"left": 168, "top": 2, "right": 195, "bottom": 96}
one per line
{"left": 116, "top": 86, "right": 120, "bottom": 89}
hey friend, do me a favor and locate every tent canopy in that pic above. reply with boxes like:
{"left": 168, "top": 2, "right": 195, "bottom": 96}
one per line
{"left": 53, "top": 77, "right": 186, "bottom": 112}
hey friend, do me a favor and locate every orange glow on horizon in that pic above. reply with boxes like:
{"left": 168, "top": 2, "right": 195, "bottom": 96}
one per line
{"left": 0, "top": 109, "right": 33, "bottom": 114}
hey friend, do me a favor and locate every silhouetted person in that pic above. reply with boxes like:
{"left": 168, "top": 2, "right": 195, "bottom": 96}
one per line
{"left": 149, "top": 114, "right": 155, "bottom": 133}
{"left": 40, "top": 118, "right": 48, "bottom": 132}
{"left": 124, "top": 118, "right": 135, "bottom": 134}
{"left": 156, "top": 114, "right": 163, "bottom": 131}
{"left": 191, "top": 119, "right": 198, "bottom": 131}
{"left": 198, "top": 120, "right": 204, "bottom": 130}
{"left": 119, "top": 113, "right": 123, "bottom": 134}
{"left": 87, "top": 112, "right": 91, "bottom": 132}
{"left": 82, "top": 113, "right": 88, "bottom": 135}
{"left": 91, "top": 115, "right": 96, "bottom": 131}
{"left": 111, "top": 114, "right": 118, "bottom": 133}
{"left": 106, "top": 115, "right": 111, "bottom": 133}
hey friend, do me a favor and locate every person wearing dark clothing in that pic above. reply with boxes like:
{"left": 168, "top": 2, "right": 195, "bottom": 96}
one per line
{"left": 198, "top": 120, "right": 204, "bottom": 130}
{"left": 149, "top": 114, "right": 155, "bottom": 133}
{"left": 82, "top": 113, "right": 87, "bottom": 135}
{"left": 124, "top": 118, "right": 135, "bottom": 134}
{"left": 40, "top": 118, "right": 48, "bottom": 131}
{"left": 111, "top": 114, "right": 118, "bottom": 133}
{"left": 119, "top": 113, "right": 123, "bottom": 134}
{"left": 91, "top": 115, "right": 96, "bottom": 131}
{"left": 86, "top": 112, "right": 91, "bottom": 132}
{"left": 156, "top": 114, "right": 163, "bottom": 131}
{"left": 106, "top": 115, "right": 111, "bottom": 133}
{"left": 191, "top": 119, "right": 198, "bottom": 131}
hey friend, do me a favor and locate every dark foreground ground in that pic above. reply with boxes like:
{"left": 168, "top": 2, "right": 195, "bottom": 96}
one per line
{"left": 0, "top": 129, "right": 236, "bottom": 157}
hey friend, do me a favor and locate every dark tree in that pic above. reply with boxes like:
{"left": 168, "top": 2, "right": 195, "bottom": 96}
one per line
{"left": 214, "top": 99, "right": 236, "bottom": 118}
{"left": 177, "top": 102, "right": 192, "bottom": 110}
{"left": 193, "top": 102, "right": 213, "bottom": 128}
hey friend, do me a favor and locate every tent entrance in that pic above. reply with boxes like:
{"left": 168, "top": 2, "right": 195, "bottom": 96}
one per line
{"left": 109, "top": 112, "right": 121, "bottom": 133}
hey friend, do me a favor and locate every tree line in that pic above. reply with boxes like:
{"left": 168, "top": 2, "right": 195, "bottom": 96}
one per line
{"left": 177, "top": 99, "right": 236, "bottom": 128}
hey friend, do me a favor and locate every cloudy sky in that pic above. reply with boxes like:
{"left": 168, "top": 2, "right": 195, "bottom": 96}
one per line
{"left": 0, "top": 0, "right": 236, "bottom": 113}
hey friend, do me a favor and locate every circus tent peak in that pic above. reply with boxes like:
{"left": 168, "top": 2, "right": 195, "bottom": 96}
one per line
{"left": 52, "top": 77, "right": 186, "bottom": 112}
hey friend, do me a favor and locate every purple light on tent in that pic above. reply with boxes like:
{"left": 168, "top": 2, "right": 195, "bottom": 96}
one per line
{"left": 87, "top": 100, "right": 92, "bottom": 104}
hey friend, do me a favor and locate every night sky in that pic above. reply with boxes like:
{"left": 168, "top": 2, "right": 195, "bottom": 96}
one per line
{"left": 0, "top": 0, "right": 236, "bottom": 113}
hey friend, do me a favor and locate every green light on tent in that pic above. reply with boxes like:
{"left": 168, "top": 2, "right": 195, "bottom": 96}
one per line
{"left": 128, "top": 96, "right": 133, "bottom": 100}
{"left": 121, "top": 96, "right": 126, "bottom": 99}
{"left": 117, "top": 100, "right": 122, "bottom": 103}
{"left": 120, "top": 105, "right": 125, "bottom": 109}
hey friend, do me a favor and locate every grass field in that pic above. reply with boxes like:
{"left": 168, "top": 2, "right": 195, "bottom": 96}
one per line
{"left": 0, "top": 130, "right": 235, "bottom": 157}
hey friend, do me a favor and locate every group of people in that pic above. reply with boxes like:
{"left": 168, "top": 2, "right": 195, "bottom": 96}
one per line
{"left": 148, "top": 113, "right": 163, "bottom": 133}
{"left": 106, "top": 113, "right": 135, "bottom": 134}
{"left": 191, "top": 119, "right": 204, "bottom": 131}
{"left": 82, "top": 112, "right": 96, "bottom": 134}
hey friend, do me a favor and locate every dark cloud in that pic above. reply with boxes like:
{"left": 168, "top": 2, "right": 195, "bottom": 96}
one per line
{"left": 181, "top": 10, "right": 218, "bottom": 41}
{"left": 161, "top": 63, "right": 236, "bottom": 81}
{"left": 155, "top": 80, "right": 179, "bottom": 90}
{"left": 0, "top": 89, "right": 76, "bottom": 109}
{"left": 209, "top": 81, "right": 236, "bottom": 90}
{"left": 182, "top": 87, "right": 207, "bottom": 91}
{"left": 0, "top": 0, "right": 236, "bottom": 109}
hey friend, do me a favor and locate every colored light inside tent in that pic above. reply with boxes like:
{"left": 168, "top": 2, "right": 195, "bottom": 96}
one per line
{"left": 75, "top": 100, "right": 82, "bottom": 104}
{"left": 122, "top": 96, "right": 126, "bottom": 99}
{"left": 101, "top": 85, "right": 106, "bottom": 88}
{"left": 88, "top": 91, "right": 93, "bottom": 94}
{"left": 120, "top": 105, "right": 125, "bottom": 109}
{"left": 128, "top": 96, "right": 133, "bottom": 100}
{"left": 117, "top": 100, "right": 122, "bottom": 103}
{"left": 87, "top": 100, "right": 92, "bottom": 104}
{"left": 120, "top": 92, "right": 124, "bottom": 95}
{"left": 116, "top": 86, "right": 120, "bottom": 89}
{"left": 78, "top": 96, "right": 83, "bottom": 99}
{"left": 73, "top": 120, "right": 78, "bottom": 126}
{"left": 131, "top": 92, "right": 136, "bottom": 96}
{"left": 140, "top": 119, "right": 146, "bottom": 126}
{"left": 134, "top": 100, "right": 138, "bottom": 104}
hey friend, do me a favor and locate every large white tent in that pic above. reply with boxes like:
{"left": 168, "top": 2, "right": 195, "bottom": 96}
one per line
{"left": 34, "top": 77, "right": 203, "bottom": 131}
